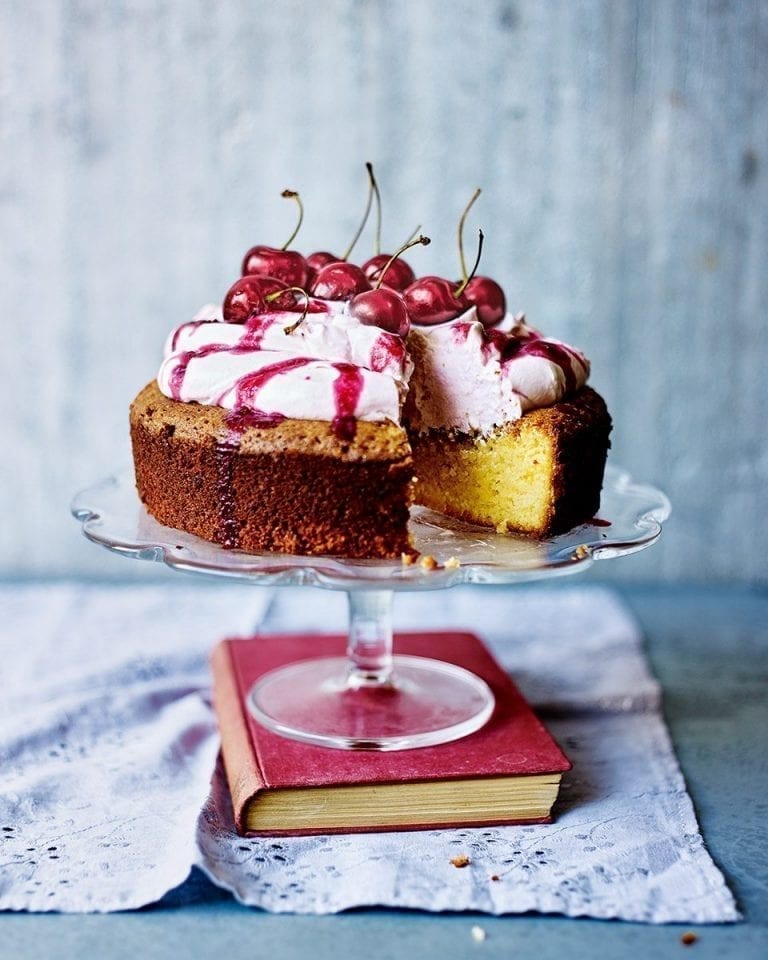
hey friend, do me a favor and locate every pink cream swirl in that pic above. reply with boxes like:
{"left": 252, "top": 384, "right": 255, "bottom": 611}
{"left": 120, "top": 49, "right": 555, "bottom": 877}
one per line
{"left": 157, "top": 304, "right": 411, "bottom": 427}
{"left": 405, "top": 309, "right": 591, "bottom": 435}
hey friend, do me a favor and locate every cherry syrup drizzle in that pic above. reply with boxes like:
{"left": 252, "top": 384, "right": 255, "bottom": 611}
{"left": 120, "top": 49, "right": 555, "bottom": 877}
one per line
{"left": 213, "top": 438, "right": 240, "bottom": 549}
{"left": 454, "top": 322, "right": 583, "bottom": 396}
{"left": 331, "top": 363, "right": 364, "bottom": 442}
{"left": 167, "top": 316, "right": 298, "bottom": 401}
{"left": 516, "top": 340, "right": 582, "bottom": 394}
{"left": 198, "top": 356, "right": 363, "bottom": 548}
{"left": 209, "top": 356, "right": 313, "bottom": 548}
{"left": 369, "top": 332, "right": 406, "bottom": 374}
{"left": 448, "top": 318, "right": 582, "bottom": 394}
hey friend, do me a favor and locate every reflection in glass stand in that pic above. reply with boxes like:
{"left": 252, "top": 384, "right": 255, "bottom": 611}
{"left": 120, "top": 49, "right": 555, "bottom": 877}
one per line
{"left": 248, "top": 590, "right": 495, "bottom": 750}
{"left": 72, "top": 465, "right": 669, "bottom": 750}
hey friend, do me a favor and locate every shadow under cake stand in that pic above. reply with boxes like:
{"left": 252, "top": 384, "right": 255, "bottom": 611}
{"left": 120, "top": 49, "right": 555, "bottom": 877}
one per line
{"left": 72, "top": 464, "right": 669, "bottom": 751}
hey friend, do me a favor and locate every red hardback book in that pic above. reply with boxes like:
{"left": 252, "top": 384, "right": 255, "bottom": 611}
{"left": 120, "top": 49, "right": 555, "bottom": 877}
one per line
{"left": 211, "top": 632, "right": 571, "bottom": 836}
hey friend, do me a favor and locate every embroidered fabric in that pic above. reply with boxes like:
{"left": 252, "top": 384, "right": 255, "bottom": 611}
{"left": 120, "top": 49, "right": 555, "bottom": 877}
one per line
{"left": 0, "top": 583, "right": 738, "bottom": 921}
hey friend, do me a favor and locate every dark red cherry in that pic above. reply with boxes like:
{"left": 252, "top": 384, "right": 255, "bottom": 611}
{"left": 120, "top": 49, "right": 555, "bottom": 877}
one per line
{"left": 306, "top": 251, "right": 338, "bottom": 273}
{"left": 463, "top": 276, "right": 506, "bottom": 328}
{"left": 310, "top": 262, "right": 371, "bottom": 301}
{"left": 241, "top": 245, "right": 309, "bottom": 288}
{"left": 361, "top": 254, "right": 415, "bottom": 292}
{"left": 403, "top": 276, "right": 469, "bottom": 326}
{"left": 349, "top": 288, "right": 410, "bottom": 338}
{"left": 223, "top": 275, "right": 292, "bottom": 322}
{"left": 304, "top": 251, "right": 339, "bottom": 285}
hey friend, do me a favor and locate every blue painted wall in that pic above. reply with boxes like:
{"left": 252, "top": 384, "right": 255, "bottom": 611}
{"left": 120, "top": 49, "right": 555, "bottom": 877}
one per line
{"left": 1, "top": 0, "right": 765, "bottom": 583}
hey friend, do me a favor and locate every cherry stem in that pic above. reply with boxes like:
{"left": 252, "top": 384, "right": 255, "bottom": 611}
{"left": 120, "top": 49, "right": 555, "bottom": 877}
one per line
{"left": 264, "top": 286, "right": 310, "bottom": 334}
{"left": 401, "top": 224, "right": 422, "bottom": 247}
{"left": 373, "top": 235, "right": 431, "bottom": 290}
{"left": 280, "top": 190, "right": 304, "bottom": 251}
{"left": 458, "top": 188, "right": 482, "bottom": 282}
{"left": 341, "top": 164, "right": 375, "bottom": 261}
{"left": 454, "top": 230, "right": 484, "bottom": 298}
{"left": 368, "top": 162, "right": 382, "bottom": 256}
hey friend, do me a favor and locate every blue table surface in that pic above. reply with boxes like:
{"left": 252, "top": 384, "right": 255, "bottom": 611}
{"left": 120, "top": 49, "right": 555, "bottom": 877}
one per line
{"left": 3, "top": 582, "right": 767, "bottom": 959}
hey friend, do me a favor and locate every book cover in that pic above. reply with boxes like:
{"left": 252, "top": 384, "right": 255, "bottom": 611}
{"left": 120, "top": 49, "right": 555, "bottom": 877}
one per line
{"left": 211, "top": 632, "right": 571, "bottom": 836}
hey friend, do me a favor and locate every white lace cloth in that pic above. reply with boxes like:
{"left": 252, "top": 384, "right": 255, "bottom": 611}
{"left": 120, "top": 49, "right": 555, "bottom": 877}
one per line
{"left": 0, "top": 582, "right": 738, "bottom": 921}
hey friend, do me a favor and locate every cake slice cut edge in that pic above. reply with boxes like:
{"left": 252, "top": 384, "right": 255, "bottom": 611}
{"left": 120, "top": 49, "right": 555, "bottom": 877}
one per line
{"left": 408, "top": 387, "right": 612, "bottom": 539}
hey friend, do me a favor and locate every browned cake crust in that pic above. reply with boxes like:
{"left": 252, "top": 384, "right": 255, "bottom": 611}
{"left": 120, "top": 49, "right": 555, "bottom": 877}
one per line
{"left": 130, "top": 382, "right": 414, "bottom": 559}
{"left": 409, "top": 387, "right": 612, "bottom": 538}
{"left": 520, "top": 387, "right": 612, "bottom": 534}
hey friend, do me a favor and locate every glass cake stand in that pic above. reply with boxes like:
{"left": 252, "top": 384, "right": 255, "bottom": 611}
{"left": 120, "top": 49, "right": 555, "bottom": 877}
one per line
{"left": 72, "top": 464, "right": 669, "bottom": 751}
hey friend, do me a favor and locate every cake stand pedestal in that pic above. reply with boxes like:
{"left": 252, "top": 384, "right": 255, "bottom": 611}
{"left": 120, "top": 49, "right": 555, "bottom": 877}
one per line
{"left": 72, "top": 464, "right": 669, "bottom": 751}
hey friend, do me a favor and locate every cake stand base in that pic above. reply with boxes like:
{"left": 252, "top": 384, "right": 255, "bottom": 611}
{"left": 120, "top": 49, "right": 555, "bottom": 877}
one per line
{"left": 72, "top": 464, "right": 669, "bottom": 751}
{"left": 247, "top": 652, "right": 495, "bottom": 751}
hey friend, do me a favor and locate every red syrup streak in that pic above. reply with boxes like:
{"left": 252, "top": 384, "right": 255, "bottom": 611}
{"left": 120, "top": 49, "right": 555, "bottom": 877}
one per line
{"left": 241, "top": 313, "right": 278, "bottom": 348}
{"left": 470, "top": 325, "right": 585, "bottom": 398}
{"left": 331, "top": 363, "right": 364, "bottom": 441}
{"left": 451, "top": 321, "right": 473, "bottom": 345}
{"left": 369, "top": 332, "right": 406, "bottom": 373}
{"left": 212, "top": 436, "right": 240, "bottom": 549}
{"left": 167, "top": 318, "right": 287, "bottom": 400}
{"left": 517, "top": 340, "right": 582, "bottom": 394}
{"left": 590, "top": 517, "right": 612, "bottom": 527}
{"left": 210, "top": 357, "right": 312, "bottom": 549}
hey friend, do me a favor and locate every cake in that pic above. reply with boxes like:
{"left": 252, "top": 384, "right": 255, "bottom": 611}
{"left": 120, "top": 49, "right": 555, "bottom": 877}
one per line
{"left": 130, "top": 186, "right": 612, "bottom": 558}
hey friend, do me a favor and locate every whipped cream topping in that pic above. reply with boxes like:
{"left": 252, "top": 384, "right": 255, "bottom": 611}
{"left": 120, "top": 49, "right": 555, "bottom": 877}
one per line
{"left": 158, "top": 303, "right": 411, "bottom": 429}
{"left": 405, "top": 309, "right": 590, "bottom": 435}
{"left": 157, "top": 302, "right": 590, "bottom": 437}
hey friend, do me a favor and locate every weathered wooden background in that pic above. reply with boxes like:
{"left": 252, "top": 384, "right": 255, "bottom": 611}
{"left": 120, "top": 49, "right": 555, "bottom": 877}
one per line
{"left": 1, "top": 0, "right": 765, "bottom": 583}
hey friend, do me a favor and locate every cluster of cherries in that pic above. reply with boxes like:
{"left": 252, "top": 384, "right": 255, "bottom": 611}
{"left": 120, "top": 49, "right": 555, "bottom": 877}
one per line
{"left": 221, "top": 170, "right": 506, "bottom": 341}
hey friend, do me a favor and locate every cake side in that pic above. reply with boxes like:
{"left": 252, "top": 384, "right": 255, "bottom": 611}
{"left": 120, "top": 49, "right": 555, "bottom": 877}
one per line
{"left": 409, "top": 387, "right": 611, "bottom": 538}
{"left": 131, "top": 382, "right": 414, "bottom": 559}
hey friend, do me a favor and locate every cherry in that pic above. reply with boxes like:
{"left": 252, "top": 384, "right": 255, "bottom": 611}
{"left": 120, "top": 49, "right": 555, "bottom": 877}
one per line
{"left": 403, "top": 276, "right": 469, "bottom": 326}
{"left": 306, "top": 251, "right": 338, "bottom": 273}
{"left": 350, "top": 288, "right": 410, "bottom": 338}
{"left": 463, "top": 276, "right": 506, "bottom": 328}
{"left": 304, "top": 250, "right": 338, "bottom": 286}
{"left": 223, "top": 275, "right": 293, "bottom": 322}
{"left": 352, "top": 234, "right": 430, "bottom": 330}
{"left": 241, "top": 245, "right": 309, "bottom": 288}
{"left": 241, "top": 189, "right": 309, "bottom": 287}
{"left": 310, "top": 262, "right": 371, "bottom": 301}
{"left": 361, "top": 254, "right": 415, "bottom": 292}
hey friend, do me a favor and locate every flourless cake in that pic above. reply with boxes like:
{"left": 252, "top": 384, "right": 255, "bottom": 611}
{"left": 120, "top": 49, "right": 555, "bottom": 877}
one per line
{"left": 130, "top": 181, "right": 612, "bottom": 559}
{"left": 409, "top": 387, "right": 611, "bottom": 537}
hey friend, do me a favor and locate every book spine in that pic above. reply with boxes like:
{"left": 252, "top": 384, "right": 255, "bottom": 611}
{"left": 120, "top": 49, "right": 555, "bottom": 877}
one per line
{"left": 210, "top": 640, "right": 266, "bottom": 834}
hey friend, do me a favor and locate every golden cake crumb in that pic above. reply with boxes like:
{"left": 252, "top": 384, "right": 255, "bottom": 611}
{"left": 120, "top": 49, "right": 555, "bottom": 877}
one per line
{"left": 574, "top": 544, "right": 590, "bottom": 560}
{"left": 681, "top": 931, "right": 698, "bottom": 946}
{"left": 450, "top": 854, "right": 471, "bottom": 868}
{"left": 444, "top": 556, "right": 461, "bottom": 570}
{"left": 401, "top": 552, "right": 415, "bottom": 566}
{"left": 410, "top": 386, "right": 612, "bottom": 538}
{"left": 419, "top": 554, "right": 439, "bottom": 571}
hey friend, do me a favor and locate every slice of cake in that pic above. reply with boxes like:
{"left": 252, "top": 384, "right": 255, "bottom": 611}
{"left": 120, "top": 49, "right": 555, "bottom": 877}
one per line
{"left": 406, "top": 313, "right": 611, "bottom": 537}
{"left": 130, "top": 303, "right": 415, "bottom": 558}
